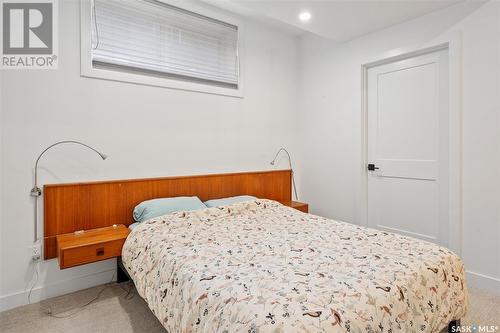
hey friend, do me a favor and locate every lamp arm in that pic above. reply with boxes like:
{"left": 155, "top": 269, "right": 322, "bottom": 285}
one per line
{"left": 270, "top": 148, "right": 284, "bottom": 166}
{"left": 32, "top": 140, "right": 106, "bottom": 191}
{"left": 31, "top": 140, "right": 107, "bottom": 243}
{"left": 282, "top": 148, "right": 294, "bottom": 171}
{"left": 270, "top": 148, "right": 298, "bottom": 201}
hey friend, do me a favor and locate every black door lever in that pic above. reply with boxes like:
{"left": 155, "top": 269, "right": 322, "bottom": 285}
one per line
{"left": 367, "top": 164, "right": 379, "bottom": 171}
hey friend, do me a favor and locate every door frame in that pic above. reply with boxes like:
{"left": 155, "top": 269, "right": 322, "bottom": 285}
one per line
{"left": 360, "top": 36, "right": 462, "bottom": 255}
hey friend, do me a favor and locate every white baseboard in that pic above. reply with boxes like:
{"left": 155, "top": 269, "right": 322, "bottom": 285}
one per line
{"left": 466, "top": 270, "right": 500, "bottom": 295}
{"left": 0, "top": 268, "right": 116, "bottom": 312}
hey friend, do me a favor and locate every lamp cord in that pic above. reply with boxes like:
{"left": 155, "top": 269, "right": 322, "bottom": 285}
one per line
{"left": 26, "top": 266, "right": 134, "bottom": 317}
{"left": 45, "top": 272, "right": 135, "bottom": 319}
{"left": 27, "top": 261, "right": 39, "bottom": 304}
{"left": 291, "top": 170, "right": 298, "bottom": 201}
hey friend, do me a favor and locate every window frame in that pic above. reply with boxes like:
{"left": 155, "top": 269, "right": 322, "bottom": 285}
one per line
{"left": 80, "top": 0, "right": 245, "bottom": 98}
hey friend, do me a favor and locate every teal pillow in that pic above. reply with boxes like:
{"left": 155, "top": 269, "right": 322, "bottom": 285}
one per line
{"left": 133, "top": 196, "right": 206, "bottom": 223}
{"left": 204, "top": 195, "right": 256, "bottom": 208}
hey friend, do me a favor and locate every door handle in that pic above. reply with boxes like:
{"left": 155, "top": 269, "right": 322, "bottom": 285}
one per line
{"left": 367, "top": 164, "right": 379, "bottom": 171}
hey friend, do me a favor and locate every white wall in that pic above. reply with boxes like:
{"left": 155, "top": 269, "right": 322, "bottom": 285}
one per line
{"left": 0, "top": 0, "right": 299, "bottom": 311}
{"left": 295, "top": 1, "right": 500, "bottom": 293}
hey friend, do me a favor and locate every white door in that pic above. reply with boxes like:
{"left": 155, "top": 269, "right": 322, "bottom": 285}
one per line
{"left": 367, "top": 49, "right": 449, "bottom": 246}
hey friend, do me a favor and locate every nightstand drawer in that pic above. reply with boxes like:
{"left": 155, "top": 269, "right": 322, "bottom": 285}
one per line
{"left": 56, "top": 225, "right": 130, "bottom": 269}
{"left": 59, "top": 239, "right": 125, "bottom": 269}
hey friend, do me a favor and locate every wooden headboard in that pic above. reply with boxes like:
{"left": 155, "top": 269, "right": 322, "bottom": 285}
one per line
{"left": 43, "top": 169, "right": 291, "bottom": 259}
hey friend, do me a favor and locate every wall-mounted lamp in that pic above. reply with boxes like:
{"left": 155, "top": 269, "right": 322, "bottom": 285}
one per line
{"left": 31, "top": 140, "right": 107, "bottom": 242}
{"left": 270, "top": 147, "right": 298, "bottom": 200}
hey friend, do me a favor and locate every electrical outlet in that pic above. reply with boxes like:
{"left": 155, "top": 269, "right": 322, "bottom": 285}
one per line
{"left": 32, "top": 243, "right": 41, "bottom": 262}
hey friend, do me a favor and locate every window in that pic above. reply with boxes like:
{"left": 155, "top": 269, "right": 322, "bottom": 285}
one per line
{"left": 81, "top": 0, "right": 243, "bottom": 96}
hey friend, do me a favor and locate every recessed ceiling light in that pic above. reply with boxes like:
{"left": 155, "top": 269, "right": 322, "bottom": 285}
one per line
{"left": 298, "top": 11, "right": 311, "bottom": 22}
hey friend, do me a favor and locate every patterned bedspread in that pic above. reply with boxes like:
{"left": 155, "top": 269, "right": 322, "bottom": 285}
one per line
{"left": 122, "top": 199, "right": 467, "bottom": 333}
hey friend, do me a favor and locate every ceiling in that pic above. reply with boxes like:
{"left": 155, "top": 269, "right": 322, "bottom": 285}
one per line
{"left": 203, "top": 0, "right": 463, "bottom": 41}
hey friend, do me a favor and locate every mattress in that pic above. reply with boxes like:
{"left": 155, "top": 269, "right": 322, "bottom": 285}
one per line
{"left": 122, "top": 199, "right": 467, "bottom": 332}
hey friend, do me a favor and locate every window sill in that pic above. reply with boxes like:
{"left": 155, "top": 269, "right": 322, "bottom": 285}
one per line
{"left": 81, "top": 65, "right": 244, "bottom": 98}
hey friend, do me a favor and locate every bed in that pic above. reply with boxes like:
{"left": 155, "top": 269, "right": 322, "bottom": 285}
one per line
{"left": 42, "top": 170, "right": 467, "bottom": 332}
{"left": 122, "top": 199, "right": 468, "bottom": 333}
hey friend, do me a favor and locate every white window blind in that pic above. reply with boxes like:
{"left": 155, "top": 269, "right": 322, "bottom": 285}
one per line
{"left": 92, "top": 0, "right": 239, "bottom": 88}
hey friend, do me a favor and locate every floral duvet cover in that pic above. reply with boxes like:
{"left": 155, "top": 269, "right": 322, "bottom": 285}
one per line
{"left": 122, "top": 199, "right": 467, "bottom": 333}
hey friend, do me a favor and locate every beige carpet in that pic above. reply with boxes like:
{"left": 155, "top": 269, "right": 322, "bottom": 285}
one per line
{"left": 1, "top": 283, "right": 499, "bottom": 333}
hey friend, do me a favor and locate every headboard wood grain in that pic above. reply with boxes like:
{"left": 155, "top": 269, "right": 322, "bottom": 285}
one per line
{"left": 43, "top": 169, "right": 291, "bottom": 259}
